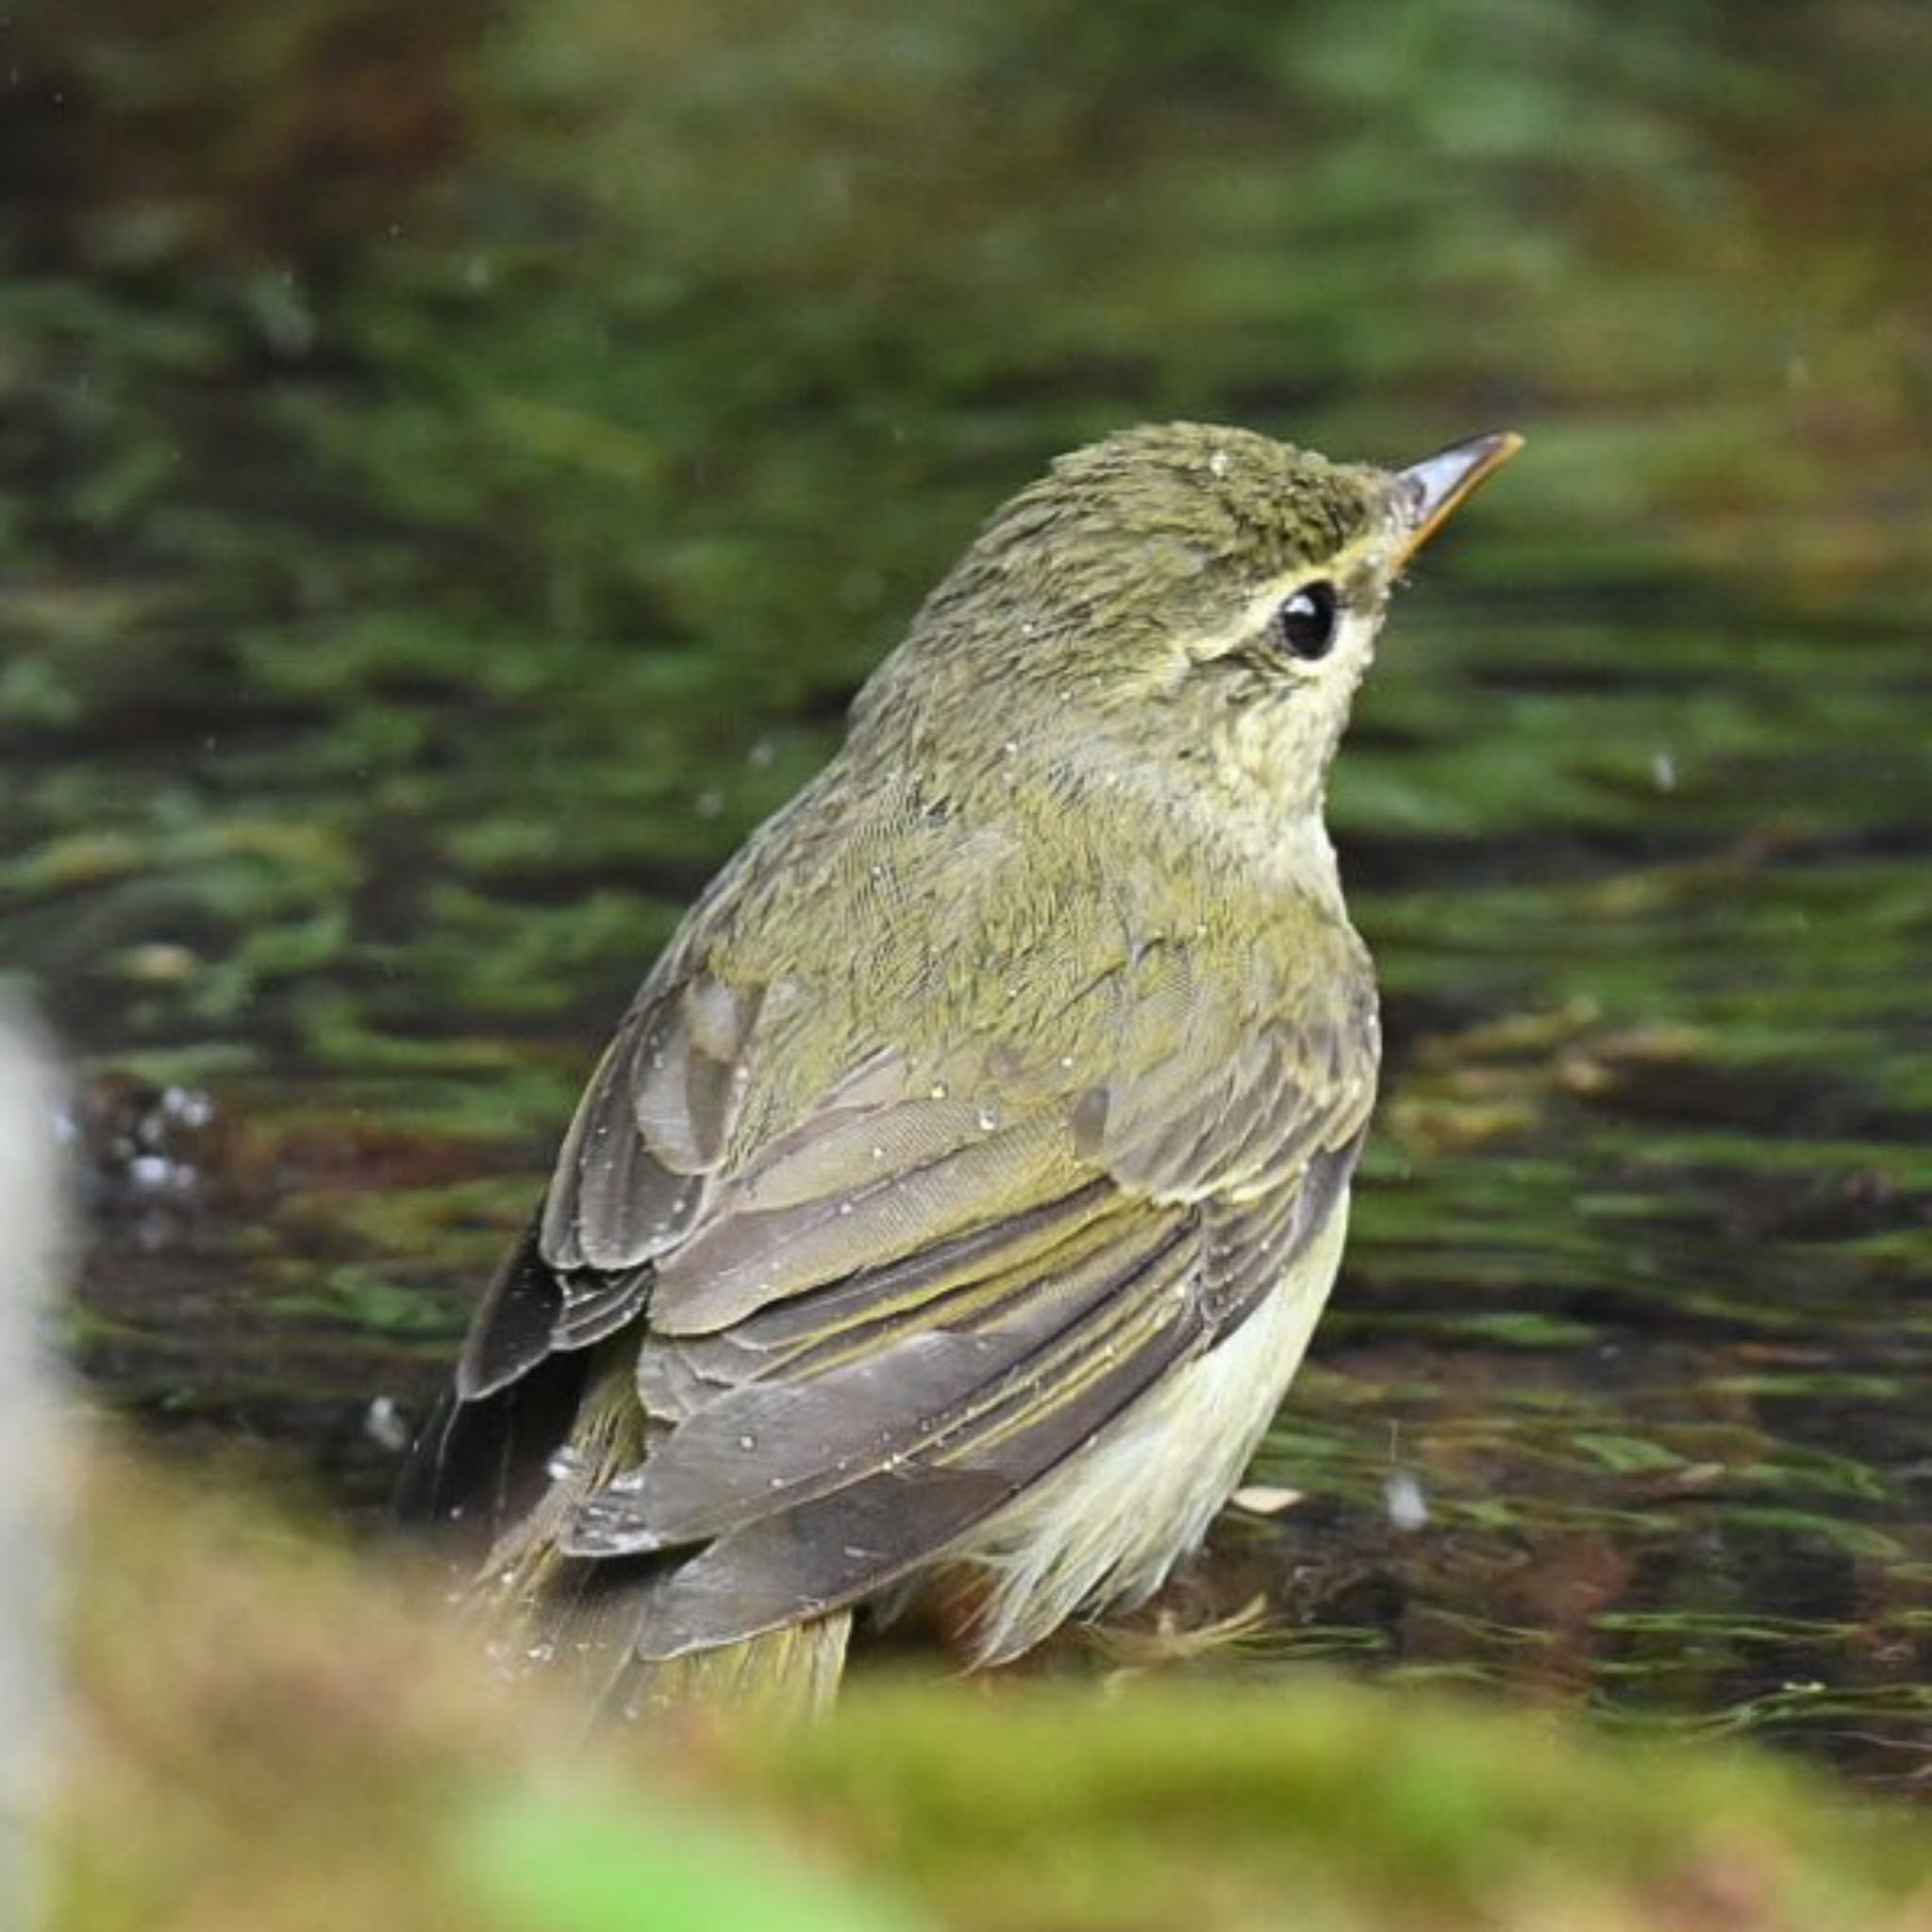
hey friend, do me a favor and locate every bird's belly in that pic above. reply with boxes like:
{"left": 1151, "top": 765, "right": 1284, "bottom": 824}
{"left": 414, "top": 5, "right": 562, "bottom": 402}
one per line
{"left": 958, "top": 1188, "right": 1351, "bottom": 1662}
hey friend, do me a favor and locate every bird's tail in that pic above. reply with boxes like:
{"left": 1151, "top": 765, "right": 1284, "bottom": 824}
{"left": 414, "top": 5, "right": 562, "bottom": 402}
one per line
{"left": 576, "top": 1612, "right": 850, "bottom": 1724}
{"left": 406, "top": 1340, "right": 849, "bottom": 1722}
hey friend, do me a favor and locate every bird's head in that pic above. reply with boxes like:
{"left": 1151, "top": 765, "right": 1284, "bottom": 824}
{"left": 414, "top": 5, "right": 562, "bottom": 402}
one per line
{"left": 854, "top": 421, "right": 1520, "bottom": 823}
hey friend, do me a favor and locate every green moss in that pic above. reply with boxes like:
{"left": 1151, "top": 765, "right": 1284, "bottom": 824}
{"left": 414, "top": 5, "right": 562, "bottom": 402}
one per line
{"left": 734, "top": 1680, "right": 1931, "bottom": 1932}
{"left": 51, "top": 1448, "right": 1932, "bottom": 1932}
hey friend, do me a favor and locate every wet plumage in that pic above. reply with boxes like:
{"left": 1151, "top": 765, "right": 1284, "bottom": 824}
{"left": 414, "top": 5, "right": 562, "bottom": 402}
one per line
{"left": 400, "top": 421, "right": 1518, "bottom": 1716}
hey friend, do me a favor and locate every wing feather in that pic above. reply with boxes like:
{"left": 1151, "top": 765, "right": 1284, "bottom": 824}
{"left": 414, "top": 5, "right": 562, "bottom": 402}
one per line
{"left": 541, "top": 975, "right": 758, "bottom": 1273}
{"left": 620, "top": 1263, "right": 1211, "bottom": 1658}
{"left": 565, "top": 1191, "right": 1192, "bottom": 1557}
{"left": 649, "top": 1111, "right": 1081, "bottom": 1334}
{"left": 416, "top": 867, "right": 1381, "bottom": 1660}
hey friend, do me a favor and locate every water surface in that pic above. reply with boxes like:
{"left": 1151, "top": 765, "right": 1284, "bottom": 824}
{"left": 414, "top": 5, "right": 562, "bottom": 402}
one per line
{"left": 5, "top": 0, "right": 1927, "bottom": 1788}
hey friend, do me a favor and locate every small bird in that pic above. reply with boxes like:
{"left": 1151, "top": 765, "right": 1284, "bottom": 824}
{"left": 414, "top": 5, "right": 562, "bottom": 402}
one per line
{"left": 401, "top": 422, "right": 1520, "bottom": 1717}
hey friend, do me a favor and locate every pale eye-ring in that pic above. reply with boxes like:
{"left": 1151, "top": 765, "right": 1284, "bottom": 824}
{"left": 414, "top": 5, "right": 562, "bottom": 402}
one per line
{"left": 1271, "top": 581, "right": 1339, "bottom": 661}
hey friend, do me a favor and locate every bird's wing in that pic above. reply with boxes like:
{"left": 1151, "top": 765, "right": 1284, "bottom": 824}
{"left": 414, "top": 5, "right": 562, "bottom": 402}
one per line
{"left": 422, "top": 909, "right": 1377, "bottom": 1655}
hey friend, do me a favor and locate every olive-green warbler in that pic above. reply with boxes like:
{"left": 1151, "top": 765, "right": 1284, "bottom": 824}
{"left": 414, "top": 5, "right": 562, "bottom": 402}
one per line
{"left": 402, "top": 422, "right": 1520, "bottom": 1716}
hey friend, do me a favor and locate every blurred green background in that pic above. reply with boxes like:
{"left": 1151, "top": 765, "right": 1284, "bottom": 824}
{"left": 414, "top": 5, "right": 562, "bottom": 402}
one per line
{"left": 3, "top": 0, "right": 1927, "bottom": 1793}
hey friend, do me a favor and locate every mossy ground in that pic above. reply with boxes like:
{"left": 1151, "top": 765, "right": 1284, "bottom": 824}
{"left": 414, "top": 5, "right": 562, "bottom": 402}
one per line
{"left": 50, "top": 1443, "right": 1932, "bottom": 1932}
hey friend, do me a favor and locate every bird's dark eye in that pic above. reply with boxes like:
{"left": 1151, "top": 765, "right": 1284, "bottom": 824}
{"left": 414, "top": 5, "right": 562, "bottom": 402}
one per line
{"left": 1272, "top": 581, "right": 1339, "bottom": 661}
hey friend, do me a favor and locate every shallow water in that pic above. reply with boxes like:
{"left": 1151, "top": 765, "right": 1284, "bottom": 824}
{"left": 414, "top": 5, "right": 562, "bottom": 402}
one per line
{"left": 6, "top": 0, "right": 1927, "bottom": 1786}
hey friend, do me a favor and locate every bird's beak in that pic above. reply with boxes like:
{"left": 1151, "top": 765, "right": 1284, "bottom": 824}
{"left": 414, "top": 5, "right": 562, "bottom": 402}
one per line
{"left": 1392, "top": 431, "right": 1524, "bottom": 567}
